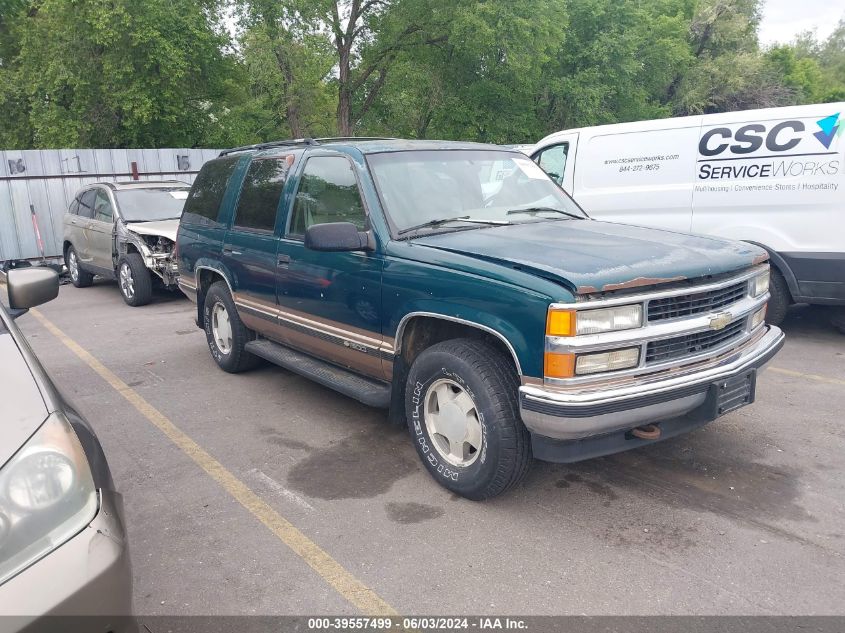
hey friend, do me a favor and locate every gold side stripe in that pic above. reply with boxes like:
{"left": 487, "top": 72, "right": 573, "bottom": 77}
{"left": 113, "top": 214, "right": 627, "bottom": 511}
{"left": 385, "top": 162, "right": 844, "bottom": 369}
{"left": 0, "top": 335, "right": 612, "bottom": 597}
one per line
{"left": 234, "top": 293, "right": 395, "bottom": 355}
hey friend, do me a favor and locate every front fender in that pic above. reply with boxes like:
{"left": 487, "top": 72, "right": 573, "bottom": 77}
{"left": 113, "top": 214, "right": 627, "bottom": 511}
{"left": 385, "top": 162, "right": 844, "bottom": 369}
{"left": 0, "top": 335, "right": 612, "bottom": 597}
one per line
{"left": 383, "top": 259, "right": 554, "bottom": 378}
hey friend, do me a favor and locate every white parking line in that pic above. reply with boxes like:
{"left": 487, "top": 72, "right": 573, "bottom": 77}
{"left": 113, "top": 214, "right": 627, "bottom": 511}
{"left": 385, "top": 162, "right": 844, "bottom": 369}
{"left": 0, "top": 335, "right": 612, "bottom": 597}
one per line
{"left": 247, "top": 468, "right": 315, "bottom": 512}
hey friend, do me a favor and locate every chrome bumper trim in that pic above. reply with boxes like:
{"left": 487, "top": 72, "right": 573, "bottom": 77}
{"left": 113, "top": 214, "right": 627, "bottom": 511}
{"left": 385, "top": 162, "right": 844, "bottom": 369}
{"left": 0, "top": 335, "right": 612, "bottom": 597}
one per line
{"left": 519, "top": 325, "right": 784, "bottom": 440}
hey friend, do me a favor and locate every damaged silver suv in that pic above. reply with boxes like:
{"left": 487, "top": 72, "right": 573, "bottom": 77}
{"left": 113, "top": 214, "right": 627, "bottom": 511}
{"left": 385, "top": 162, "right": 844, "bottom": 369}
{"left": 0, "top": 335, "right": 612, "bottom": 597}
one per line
{"left": 62, "top": 181, "right": 190, "bottom": 306}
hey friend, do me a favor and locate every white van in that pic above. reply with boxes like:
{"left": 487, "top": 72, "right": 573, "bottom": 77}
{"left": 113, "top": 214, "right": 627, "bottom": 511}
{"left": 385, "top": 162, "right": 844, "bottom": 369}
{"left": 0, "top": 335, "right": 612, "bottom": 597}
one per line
{"left": 530, "top": 104, "right": 845, "bottom": 325}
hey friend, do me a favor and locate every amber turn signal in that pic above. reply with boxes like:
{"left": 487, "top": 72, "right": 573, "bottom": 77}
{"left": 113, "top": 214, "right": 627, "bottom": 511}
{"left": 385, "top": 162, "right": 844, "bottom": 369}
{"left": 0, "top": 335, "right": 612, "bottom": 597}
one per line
{"left": 546, "top": 310, "right": 575, "bottom": 337}
{"left": 544, "top": 352, "right": 576, "bottom": 378}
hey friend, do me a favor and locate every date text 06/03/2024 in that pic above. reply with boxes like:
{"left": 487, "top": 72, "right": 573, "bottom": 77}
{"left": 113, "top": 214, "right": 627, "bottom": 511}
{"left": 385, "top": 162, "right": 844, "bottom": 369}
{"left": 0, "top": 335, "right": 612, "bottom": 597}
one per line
{"left": 306, "top": 617, "right": 529, "bottom": 630}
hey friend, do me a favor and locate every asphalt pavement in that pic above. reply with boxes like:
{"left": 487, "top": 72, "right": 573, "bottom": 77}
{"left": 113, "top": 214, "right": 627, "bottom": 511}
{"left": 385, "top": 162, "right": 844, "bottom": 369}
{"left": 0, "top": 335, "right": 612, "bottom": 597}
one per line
{"left": 13, "top": 279, "right": 845, "bottom": 616}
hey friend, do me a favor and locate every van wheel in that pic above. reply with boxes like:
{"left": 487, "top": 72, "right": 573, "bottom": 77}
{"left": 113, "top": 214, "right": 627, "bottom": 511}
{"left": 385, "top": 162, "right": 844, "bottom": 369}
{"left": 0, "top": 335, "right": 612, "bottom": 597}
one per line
{"left": 203, "top": 281, "right": 260, "bottom": 373}
{"left": 405, "top": 339, "right": 531, "bottom": 500}
{"left": 766, "top": 268, "right": 790, "bottom": 326}
{"left": 65, "top": 246, "right": 93, "bottom": 288}
{"left": 831, "top": 308, "right": 845, "bottom": 335}
{"left": 117, "top": 253, "right": 153, "bottom": 306}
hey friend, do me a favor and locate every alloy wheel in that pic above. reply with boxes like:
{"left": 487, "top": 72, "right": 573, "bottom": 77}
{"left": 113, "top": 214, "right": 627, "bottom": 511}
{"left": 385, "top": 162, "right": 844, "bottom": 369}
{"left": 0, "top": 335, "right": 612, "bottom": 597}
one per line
{"left": 424, "top": 378, "right": 483, "bottom": 467}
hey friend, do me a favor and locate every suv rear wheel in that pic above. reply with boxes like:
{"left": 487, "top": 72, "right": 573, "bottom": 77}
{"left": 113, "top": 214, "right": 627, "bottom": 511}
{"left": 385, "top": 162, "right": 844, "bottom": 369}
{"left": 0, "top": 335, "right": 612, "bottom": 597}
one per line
{"left": 66, "top": 246, "right": 93, "bottom": 288}
{"left": 203, "top": 281, "right": 261, "bottom": 373}
{"left": 117, "top": 253, "right": 153, "bottom": 307}
{"left": 405, "top": 338, "right": 531, "bottom": 500}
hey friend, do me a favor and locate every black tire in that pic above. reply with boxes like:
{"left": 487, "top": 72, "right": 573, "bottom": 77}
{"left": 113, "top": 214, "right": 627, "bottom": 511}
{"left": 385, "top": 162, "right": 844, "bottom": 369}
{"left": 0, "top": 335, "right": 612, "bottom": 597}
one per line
{"left": 766, "top": 268, "right": 790, "bottom": 326}
{"left": 117, "top": 253, "right": 153, "bottom": 307}
{"left": 831, "top": 308, "right": 845, "bottom": 335}
{"left": 202, "top": 281, "right": 261, "bottom": 373}
{"left": 405, "top": 338, "right": 531, "bottom": 500}
{"left": 65, "top": 245, "right": 94, "bottom": 288}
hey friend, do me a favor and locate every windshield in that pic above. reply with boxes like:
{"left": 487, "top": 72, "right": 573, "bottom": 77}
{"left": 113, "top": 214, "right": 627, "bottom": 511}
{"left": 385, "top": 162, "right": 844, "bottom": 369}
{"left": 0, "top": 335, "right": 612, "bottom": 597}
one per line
{"left": 366, "top": 150, "right": 587, "bottom": 235}
{"left": 115, "top": 187, "right": 190, "bottom": 222}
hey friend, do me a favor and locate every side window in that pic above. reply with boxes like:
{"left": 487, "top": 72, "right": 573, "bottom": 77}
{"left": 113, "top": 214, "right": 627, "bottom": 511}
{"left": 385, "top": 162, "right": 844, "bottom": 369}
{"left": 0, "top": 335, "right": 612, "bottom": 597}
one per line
{"left": 68, "top": 195, "right": 80, "bottom": 215}
{"left": 535, "top": 143, "right": 569, "bottom": 185}
{"left": 182, "top": 157, "right": 240, "bottom": 226}
{"left": 289, "top": 156, "right": 366, "bottom": 237}
{"left": 77, "top": 190, "right": 97, "bottom": 219}
{"left": 232, "top": 157, "right": 290, "bottom": 232}
{"left": 93, "top": 190, "right": 114, "bottom": 223}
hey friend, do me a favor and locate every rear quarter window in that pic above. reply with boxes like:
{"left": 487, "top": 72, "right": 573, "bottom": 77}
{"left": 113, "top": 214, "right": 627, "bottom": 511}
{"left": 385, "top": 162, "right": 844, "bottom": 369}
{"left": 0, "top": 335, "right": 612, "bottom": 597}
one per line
{"left": 232, "top": 157, "right": 290, "bottom": 232}
{"left": 181, "top": 157, "right": 240, "bottom": 226}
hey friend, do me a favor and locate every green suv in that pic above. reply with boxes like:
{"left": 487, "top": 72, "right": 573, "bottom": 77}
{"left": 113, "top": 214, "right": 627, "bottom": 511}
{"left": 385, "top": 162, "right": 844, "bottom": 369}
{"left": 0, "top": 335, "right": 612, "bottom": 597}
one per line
{"left": 175, "top": 138, "right": 784, "bottom": 500}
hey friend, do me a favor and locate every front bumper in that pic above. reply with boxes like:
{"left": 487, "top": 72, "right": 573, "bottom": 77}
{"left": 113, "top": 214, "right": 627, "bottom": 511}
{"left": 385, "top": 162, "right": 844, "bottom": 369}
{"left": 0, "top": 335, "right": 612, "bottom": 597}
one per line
{"left": 0, "top": 490, "right": 134, "bottom": 632}
{"left": 519, "top": 325, "right": 784, "bottom": 449}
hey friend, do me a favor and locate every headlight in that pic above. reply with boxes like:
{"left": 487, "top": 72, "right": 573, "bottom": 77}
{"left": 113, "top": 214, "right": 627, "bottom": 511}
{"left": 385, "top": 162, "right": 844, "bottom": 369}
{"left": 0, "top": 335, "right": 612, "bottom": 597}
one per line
{"left": 575, "top": 347, "right": 640, "bottom": 375}
{"left": 0, "top": 413, "right": 98, "bottom": 587}
{"left": 548, "top": 304, "right": 643, "bottom": 336}
{"left": 751, "top": 270, "right": 770, "bottom": 298}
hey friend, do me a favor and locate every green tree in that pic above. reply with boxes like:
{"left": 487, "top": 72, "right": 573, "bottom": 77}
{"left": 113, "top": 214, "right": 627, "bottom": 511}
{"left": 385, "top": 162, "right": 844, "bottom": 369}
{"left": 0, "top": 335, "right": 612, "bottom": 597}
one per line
{"left": 360, "top": 0, "right": 565, "bottom": 142}
{"left": 1, "top": 0, "right": 234, "bottom": 148}
{"left": 542, "top": 0, "right": 693, "bottom": 132}
{"left": 238, "top": 0, "right": 336, "bottom": 139}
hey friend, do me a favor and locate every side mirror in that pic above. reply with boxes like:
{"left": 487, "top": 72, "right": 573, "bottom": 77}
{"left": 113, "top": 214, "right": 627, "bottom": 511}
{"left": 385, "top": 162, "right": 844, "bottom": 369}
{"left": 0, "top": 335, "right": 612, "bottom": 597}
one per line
{"left": 7, "top": 267, "right": 60, "bottom": 317}
{"left": 304, "top": 222, "right": 373, "bottom": 252}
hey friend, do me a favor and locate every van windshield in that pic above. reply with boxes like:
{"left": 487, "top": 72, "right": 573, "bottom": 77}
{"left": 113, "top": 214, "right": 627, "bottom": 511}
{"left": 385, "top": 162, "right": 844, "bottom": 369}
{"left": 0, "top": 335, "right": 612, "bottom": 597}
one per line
{"left": 116, "top": 187, "right": 191, "bottom": 222}
{"left": 366, "top": 150, "right": 587, "bottom": 236}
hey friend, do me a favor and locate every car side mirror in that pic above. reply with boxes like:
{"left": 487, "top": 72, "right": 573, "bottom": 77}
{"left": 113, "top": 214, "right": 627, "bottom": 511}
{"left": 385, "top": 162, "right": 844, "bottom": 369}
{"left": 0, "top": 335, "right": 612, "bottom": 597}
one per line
{"left": 7, "top": 267, "right": 60, "bottom": 318}
{"left": 304, "top": 222, "right": 373, "bottom": 252}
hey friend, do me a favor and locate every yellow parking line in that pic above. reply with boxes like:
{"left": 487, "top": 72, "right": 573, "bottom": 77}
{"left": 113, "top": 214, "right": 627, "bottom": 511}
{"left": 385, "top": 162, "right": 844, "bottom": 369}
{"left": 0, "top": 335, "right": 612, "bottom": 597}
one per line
{"left": 28, "top": 308, "right": 397, "bottom": 617}
{"left": 768, "top": 366, "right": 845, "bottom": 387}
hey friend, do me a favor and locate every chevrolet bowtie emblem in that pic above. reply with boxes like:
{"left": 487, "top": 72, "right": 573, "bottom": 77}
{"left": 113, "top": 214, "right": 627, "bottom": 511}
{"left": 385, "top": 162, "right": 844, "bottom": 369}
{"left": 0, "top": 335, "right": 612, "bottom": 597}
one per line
{"left": 709, "top": 312, "right": 732, "bottom": 331}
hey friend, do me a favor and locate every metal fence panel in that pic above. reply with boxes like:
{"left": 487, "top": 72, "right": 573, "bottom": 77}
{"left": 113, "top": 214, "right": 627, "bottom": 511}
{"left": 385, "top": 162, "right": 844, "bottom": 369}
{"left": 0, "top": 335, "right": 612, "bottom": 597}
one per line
{"left": 0, "top": 147, "right": 222, "bottom": 263}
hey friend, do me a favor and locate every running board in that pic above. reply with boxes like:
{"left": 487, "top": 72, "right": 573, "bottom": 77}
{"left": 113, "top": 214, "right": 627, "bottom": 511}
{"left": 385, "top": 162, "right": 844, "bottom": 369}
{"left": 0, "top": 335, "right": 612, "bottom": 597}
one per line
{"left": 244, "top": 338, "right": 391, "bottom": 408}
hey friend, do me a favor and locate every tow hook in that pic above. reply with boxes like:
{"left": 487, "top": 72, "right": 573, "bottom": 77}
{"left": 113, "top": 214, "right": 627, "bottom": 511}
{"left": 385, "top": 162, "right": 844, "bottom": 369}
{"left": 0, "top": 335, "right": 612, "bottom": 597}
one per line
{"left": 631, "top": 424, "right": 661, "bottom": 440}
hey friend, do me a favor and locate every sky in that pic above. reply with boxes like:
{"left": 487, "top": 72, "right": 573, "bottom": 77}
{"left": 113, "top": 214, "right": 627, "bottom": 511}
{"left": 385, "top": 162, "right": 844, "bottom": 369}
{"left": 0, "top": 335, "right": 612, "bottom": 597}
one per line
{"left": 758, "top": 0, "right": 844, "bottom": 45}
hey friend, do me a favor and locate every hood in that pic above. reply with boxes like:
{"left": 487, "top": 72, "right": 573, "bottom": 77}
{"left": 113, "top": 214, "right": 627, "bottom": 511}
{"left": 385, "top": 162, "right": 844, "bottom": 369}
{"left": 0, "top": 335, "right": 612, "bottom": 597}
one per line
{"left": 0, "top": 317, "right": 49, "bottom": 468}
{"left": 125, "top": 219, "right": 180, "bottom": 242}
{"left": 412, "top": 220, "right": 766, "bottom": 295}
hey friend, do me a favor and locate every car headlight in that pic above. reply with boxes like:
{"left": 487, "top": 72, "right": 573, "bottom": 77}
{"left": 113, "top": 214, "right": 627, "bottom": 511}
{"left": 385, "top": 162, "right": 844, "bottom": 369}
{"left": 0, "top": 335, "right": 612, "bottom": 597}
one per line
{"left": 575, "top": 347, "right": 640, "bottom": 375}
{"left": 547, "top": 304, "right": 643, "bottom": 336}
{"left": 0, "top": 412, "right": 98, "bottom": 587}
{"left": 751, "top": 270, "right": 770, "bottom": 298}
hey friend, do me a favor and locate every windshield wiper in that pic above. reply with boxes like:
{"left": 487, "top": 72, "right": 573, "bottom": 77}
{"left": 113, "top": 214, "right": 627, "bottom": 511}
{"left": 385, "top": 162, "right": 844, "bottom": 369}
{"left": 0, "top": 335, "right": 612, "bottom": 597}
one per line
{"left": 505, "top": 206, "right": 584, "bottom": 220}
{"left": 397, "top": 216, "right": 510, "bottom": 236}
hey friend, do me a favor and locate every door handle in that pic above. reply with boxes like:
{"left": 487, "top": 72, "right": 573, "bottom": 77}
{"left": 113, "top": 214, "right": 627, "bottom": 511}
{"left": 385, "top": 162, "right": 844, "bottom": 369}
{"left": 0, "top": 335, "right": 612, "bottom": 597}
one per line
{"left": 223, "top": 247, "right": 243, "bottom": 256}
{"left": 277, "top": 254, "right": 291, "bottom": 268}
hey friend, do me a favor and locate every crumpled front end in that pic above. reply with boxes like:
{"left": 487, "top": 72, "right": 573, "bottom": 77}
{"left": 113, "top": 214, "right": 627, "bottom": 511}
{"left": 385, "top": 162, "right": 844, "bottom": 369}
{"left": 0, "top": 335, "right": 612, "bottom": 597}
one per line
{"left": 119, "top": 224, "right": 179, "bottom": 288}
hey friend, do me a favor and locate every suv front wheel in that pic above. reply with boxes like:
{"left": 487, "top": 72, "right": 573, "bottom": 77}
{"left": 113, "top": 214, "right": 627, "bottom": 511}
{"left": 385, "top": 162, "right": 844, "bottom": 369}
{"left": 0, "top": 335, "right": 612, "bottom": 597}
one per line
{"left": 66, "top": 245, "right": 94, "bottom": 288}
{"left": 203, "top": 281, "right": 260, "bottom": 373}
{"left": 405, "top": 338, "right": 532, "bottom": 500}
{"left": 117, "top": 253, "right": 153, "bottom": 306}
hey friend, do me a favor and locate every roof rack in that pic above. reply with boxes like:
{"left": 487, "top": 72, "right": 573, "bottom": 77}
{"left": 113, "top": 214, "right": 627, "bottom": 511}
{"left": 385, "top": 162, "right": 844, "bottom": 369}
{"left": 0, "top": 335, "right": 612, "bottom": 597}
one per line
{"left": 103, "top": 180, "right": 190, "bottom": 189}
{"left": 218, "top": 137, "right": 394, "bottom": 157}
{"left": 219, "top": 138, "right": 318, "bottom": 157}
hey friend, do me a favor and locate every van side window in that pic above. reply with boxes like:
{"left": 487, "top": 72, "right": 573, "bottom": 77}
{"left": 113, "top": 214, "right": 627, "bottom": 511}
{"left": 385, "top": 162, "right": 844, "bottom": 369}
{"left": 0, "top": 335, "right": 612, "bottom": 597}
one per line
{"left": 535, "top": 143, "right": 569, "bottom": 185}
{"left": 77, "top": 190, "right": 97, "bottom": 219}
{"left": 233, "top": 157, "right": 289, "bottom": 232}
{"left": 182, "top": 157, "right": 239, "bottom": 226}
{"left": 289, "top": 156, "right": 366, "bottom": 237}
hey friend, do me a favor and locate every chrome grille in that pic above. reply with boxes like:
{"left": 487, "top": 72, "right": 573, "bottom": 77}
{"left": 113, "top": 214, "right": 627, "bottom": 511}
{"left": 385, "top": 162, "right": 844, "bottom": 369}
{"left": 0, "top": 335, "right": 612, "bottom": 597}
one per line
{"left": 645, "top": 320, "right": 745, "bottom": 364}
{"left": 647, "top": 281, "right": 747, "bottom": 322}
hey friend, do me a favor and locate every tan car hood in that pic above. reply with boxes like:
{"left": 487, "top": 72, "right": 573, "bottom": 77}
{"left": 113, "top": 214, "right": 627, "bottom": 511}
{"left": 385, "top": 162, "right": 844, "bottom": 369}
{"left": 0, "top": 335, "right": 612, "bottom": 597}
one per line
{"left": 0, "top": 321, "right": 49, "bottom": 468}
{"left": 124, "top": 219, "right": 180, "bottom": 242}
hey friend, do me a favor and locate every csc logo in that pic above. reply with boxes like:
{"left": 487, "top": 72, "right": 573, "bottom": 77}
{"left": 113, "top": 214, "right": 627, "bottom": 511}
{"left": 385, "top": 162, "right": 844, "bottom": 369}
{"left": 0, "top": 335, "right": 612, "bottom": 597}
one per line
{"left": 698, "top": 121, "right": 804, "bottom": 157}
